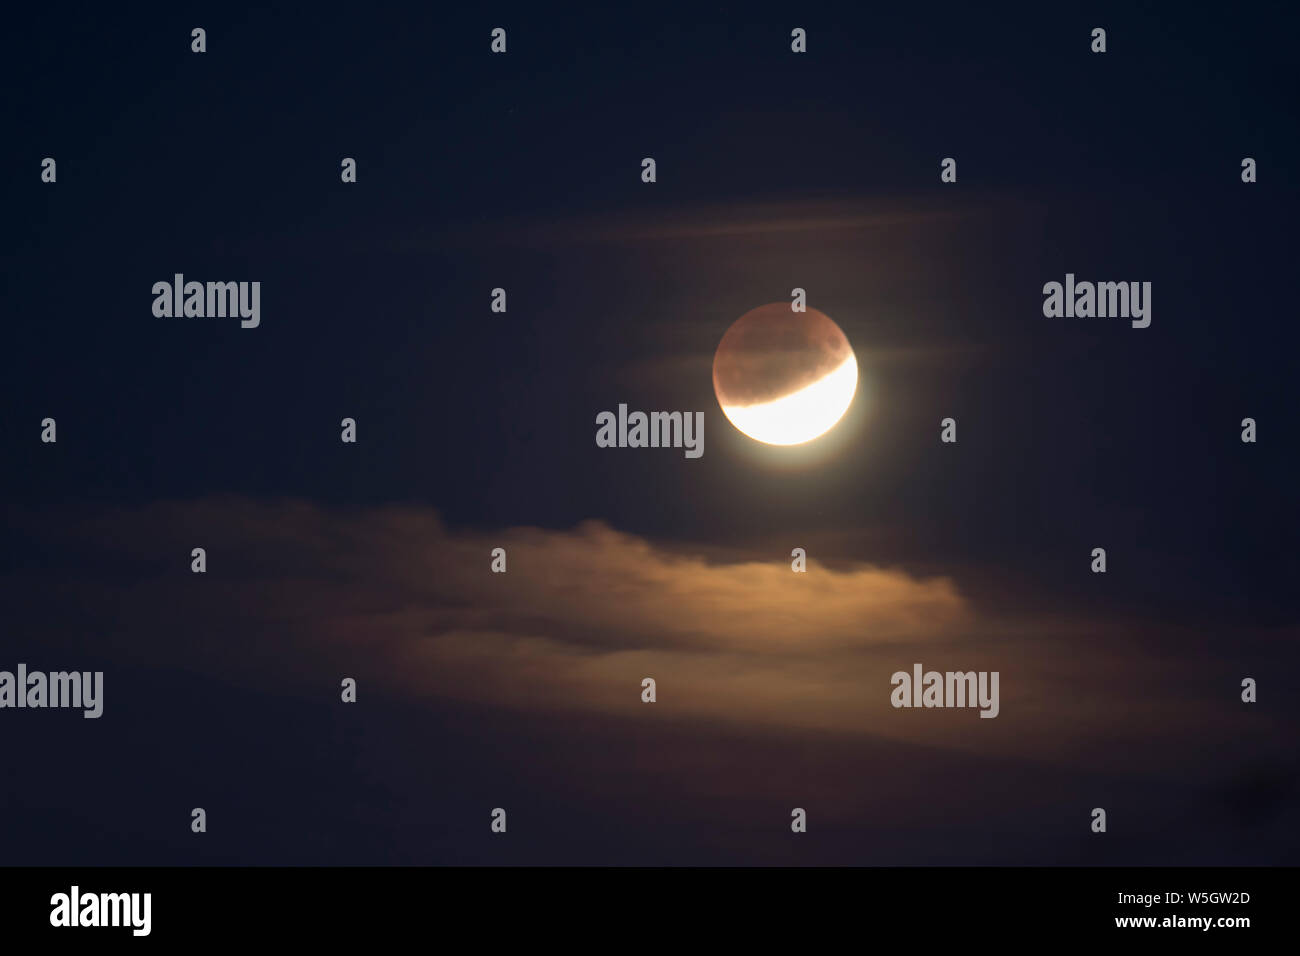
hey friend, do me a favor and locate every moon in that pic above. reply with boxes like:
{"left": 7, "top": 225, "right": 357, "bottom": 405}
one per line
{"left": 712, "top": 303, "right": 858, "bottom": 446}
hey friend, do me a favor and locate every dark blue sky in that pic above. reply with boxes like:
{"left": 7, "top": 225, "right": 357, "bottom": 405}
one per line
{"left": 2, "top": 2, "right": 1297, "bottom": 865}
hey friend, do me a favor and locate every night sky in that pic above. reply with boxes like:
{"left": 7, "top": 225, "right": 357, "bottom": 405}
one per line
{"left": 3, "top": 3, "right": 1298, "bottom": 865}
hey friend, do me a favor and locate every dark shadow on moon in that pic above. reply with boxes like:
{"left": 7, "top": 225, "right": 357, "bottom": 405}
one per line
{"left": 712, "top": 304, "right": 854, "bottom": 408}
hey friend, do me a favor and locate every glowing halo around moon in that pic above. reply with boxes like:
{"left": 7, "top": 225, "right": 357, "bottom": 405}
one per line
{"left": 712, "top": 303, "right": 858, "bottom": 446}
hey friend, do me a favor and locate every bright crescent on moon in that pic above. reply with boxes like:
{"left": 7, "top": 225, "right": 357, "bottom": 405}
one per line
{"left": 712, "top": 304, "right": 858, "bottom": 446}
{"left": 719, "top": 354, "right": 858, "bottom": 445}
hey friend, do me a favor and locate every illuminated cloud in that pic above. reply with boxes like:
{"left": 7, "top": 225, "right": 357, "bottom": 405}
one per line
{"left": 6, "top": 497, "right": 1288, "bottom": 778}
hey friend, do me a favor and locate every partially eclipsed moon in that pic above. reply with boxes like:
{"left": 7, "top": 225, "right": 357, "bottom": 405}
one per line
{"left": 712, "top": 303, "right": 858, "bottom": 446}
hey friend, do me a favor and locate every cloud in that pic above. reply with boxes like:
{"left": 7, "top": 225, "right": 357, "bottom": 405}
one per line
{"left": 5, "top": 497, "right": 1293, "bottom": 781}
{"left": 9, "top": 495, "right": 957, "bottom": 689}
